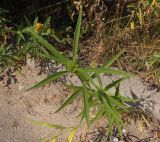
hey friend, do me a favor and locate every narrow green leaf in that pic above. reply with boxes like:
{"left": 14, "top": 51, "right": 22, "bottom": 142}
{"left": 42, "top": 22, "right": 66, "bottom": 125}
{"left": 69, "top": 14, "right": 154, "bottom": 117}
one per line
{"left": 138, "top": 8, "right": 143, "bottom": 28}
{"left": 27, "top": 71, "right": 67, "bottom": 91}
{"left": 99, "top": 92, "right": 123, "bottom": 134}
{"left": 33, "top": 17, "right": 38, "bottom": 25}
{"left": 104, "top": 78, "right": 124, "bottom": 91}
{"left": 24, "top": 15, "right": 32, "bottom": 26}
{"left": 99, "top": 94, "right": 114, "bottom": 134}
{"left": 73, "top": 5, "right": 82, "bottom": 62}
{"left": 51, "top": 137, "right": 58, "bottom": 142}
{"left": 103, "top": 94, "right": 123, "bottom": 133}
{"left": 115, "top": 84, "right": 120, "bottom": 97}
{"left": 96, "top": 75, "right": 103, "bottom": 88}
{"left": 79, "top": 68, "right": 132, "bottom": 77}
{"left": 64, "top": 84, "right": 94, "bottom": 93}
{"left": 26, "top": 28, "right": 70, "bottom": 65}
{"left": 41, "top": 53, "right": 64, "bottom": 63}
{"left": 75, "top": 70, "right": 92, "bottom": 82}
{"left": 27, "top": 119, "right": 66, "bottom": 129}
{"left": 103, "top": 49, "right": 125, "bottom": 68}
{"left": 67, "top": 128, "right": 77, "bottom": 142}
{"left": 44, "top": 16, "right": 51, "bottom": 26}
{"left": 76, "top": 109, "right": 84, "bottom": 123}
{"left": 119, "top": 95, "right": 139, "bottom": 103}
{"left": 83, "top": 85, "right": 90, "bottom": 126}
{"left": 109, "top": 96, "right": 129, "bottom": 112}
{"left": 50, "top": 33, "right": 63, "bottom": 43}
{"left": 38, "top": 138, "right": 47, "bottom": 142}
{"left": 64, "top": 84, "right": 82, "bottom": 90}
{"left": 55, "top": 88, "right": 82, "bottom": 113}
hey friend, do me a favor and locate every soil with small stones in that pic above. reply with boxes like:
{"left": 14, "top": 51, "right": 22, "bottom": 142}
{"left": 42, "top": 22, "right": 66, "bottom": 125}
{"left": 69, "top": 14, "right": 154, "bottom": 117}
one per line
{"left": 0, "top": 61, "right": 81, "bottom": 142}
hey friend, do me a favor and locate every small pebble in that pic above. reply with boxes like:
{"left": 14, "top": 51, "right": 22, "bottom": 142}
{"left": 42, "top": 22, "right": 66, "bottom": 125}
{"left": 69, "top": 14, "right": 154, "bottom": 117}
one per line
{"left": 18, "top": 85, "right": 24, "bottom": 90}
{"left": 110, "top": 137, "right": 119, "bottom": 142}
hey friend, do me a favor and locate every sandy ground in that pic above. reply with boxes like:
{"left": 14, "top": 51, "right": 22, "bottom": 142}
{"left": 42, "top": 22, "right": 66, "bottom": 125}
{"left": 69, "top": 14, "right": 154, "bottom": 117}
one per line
{"left": 0, "top": 61, "right": 160, "bottom": 142}
{"left": 0, "top": 62, "right": 80, "bottom": 142}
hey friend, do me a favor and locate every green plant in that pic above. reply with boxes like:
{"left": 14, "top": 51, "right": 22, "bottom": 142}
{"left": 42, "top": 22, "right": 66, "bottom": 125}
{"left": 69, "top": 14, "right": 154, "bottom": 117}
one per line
{"left": 127, "top": 0, "right": 160, "bottom": 30}
{"left": 147, "top": 51, "right": 160, "bottom": 80}
{"left": 1, "top": 15, "right": 64, "bottom": 61}
{"left": 24, "top": 16, "right": 65, "bottom": 59}
{"left": 0, "top": 8, "right": 9, "bottom": 45}
{"left": 0, "top": 44, "right": 22, "bottom": 71}
{"left": 148, "top": 52, "right": 160, "bottom": 68}
{"left": 27, "top": 118, "right": 81, "bottom": 142}
{"left": 26, "top": 6, "right": 135, "bottom": 141}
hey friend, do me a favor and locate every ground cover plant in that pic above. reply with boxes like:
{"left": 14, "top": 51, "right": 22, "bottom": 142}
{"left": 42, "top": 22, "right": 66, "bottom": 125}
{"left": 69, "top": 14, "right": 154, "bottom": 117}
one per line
{"left": 25, "top": 6, "right": 139, "bottom": 141}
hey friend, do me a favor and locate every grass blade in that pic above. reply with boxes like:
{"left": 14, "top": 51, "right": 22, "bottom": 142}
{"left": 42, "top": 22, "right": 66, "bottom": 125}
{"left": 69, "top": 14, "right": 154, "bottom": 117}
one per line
{"left": 55, "top": 88, "right": 82, "bottom": 113}
{"left": 26, "top": 28, "right": 70, "bottom": 65}
{"left": 51, "top": 137, "right": 58, "bottom": 142}
{"left": 24, "top": 15, "right": 32, "bottom": 26}
{"left": 64, "top": 84, "right": 82, "bottom": 90}
{"left": 100, "top": 94, "right": 123, "bottom": 134}
{"left": 41, "top": 53, "right": 64, "bottom": 63}
{"left": 73, "top": 5, "right": 82, "bottom": 62}
{"left": 27, "top": 119, "right": 66, "bottom": 129}
{"left": 115, "top": 83, "right": 120, "bottom": 97}
{"left": 27, "top": 71, "right": 67, "bottom": 91}
{"left": 103, "top": 49, "right": 125, "bottom": 68}
{"left": 67, "top": 128, "right": 77, "bottom": 142}
{"left": 79, "top": 68, "right": 132, "bottom": 77}
{"left": 104, "top": 78, "right": 124, "bottom": 91}
{"left": 83, "top": 85, "right": 90, "bottom": 126}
